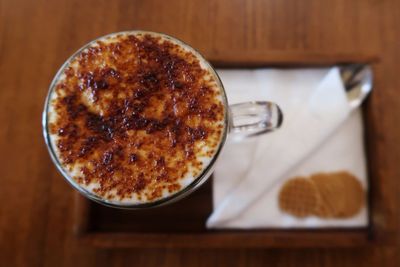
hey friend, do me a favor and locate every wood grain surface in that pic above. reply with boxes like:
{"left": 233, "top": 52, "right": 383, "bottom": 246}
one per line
{"left": 1, "top": 0, "right": 399, "bottom": 266}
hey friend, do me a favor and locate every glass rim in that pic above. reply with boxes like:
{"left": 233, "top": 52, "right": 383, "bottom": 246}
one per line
{"left": 42, "top": 30, "right": 230, "bottom": 209}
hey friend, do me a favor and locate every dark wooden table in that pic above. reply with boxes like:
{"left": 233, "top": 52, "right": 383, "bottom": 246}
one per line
{"left": 1, "top": 0, "right": 399, "bottom": 266}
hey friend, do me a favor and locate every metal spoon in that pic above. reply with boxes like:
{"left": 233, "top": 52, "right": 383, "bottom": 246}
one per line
{"left": 340, "top": 64, "right": 373, "bottom": 108}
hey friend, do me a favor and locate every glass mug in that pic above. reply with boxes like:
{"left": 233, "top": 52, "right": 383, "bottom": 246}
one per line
{"left": 42, "top": 31, "right": 283, "bottom": 209}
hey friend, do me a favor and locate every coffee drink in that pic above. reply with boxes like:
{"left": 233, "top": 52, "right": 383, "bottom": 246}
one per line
{"left": 45, "top": 32, "right": 226, "bottom": 205}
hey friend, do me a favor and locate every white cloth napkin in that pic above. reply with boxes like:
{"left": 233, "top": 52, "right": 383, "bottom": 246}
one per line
{"left": 207, "top": 68, "right": 368, "bottom": 229}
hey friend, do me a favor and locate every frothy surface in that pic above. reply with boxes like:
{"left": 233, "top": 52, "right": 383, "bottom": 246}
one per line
{"left": 47, "top": 32, "right": 226, "bottom": 204}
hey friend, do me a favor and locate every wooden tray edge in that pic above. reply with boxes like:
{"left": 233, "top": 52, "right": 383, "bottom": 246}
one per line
{"left": 77, "top": 230, "right": 371, "bottom": 248}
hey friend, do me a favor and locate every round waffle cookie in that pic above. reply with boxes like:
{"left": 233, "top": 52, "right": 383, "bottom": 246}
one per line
{"left": 278, "top": 177, "right": 319, "bottom": 218}
{"left": 310, "top": 171, "right": 364, "bottom": 218}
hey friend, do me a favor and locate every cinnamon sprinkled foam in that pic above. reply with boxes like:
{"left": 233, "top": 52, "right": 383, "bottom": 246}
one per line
{"left": 46, "top": 32, "right": 226, "bottom": 204}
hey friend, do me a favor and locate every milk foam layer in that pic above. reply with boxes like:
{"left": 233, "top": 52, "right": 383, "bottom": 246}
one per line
{"left": 46, "top": 32, "right": 226, "bottom": 205}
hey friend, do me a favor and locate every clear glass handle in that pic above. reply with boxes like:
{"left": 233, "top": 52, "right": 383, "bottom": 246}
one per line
{"left": 229, "top": 101, "right": 283, "bottom": 139}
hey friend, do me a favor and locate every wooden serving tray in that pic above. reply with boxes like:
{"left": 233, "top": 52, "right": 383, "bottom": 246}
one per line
{"left": 73, "top": 54, "right": 386, "bottom": 248}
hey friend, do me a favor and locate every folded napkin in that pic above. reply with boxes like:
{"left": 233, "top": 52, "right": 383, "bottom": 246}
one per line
{"left": 207, "top": 68, "right": 368, "bottom": 229}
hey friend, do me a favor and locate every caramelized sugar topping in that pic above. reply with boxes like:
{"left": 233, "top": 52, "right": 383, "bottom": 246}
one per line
{"left": 48, "top": 33, "right": 225, "bottom": 202}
